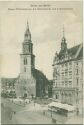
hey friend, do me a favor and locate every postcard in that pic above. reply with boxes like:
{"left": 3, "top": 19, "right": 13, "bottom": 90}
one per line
{"left": 0, "top": 1, "right": 83, "bottom": 124}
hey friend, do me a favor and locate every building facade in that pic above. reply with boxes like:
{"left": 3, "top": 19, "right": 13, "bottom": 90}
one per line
{"left": 52, "top": 32, "right": 83, "bottom": 113}
{"left": 48, "top": 80, "right": 53, "bottom": 98}
{"left": 1, "top": 78, "right": 17, "bottom": 98}
{"left": 15, "top": 22, "right": 49, "bottom": 98}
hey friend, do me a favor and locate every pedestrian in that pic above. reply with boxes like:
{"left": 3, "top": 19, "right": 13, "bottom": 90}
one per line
{"left": 77, "top": 108, "right": 79, "bottom": 115}
{"left": 52, "top": 118, "right": 56, "bottom": 123}
{"left": 9, "top": 111, "right": 13, "bottom": 120}
{"left": 13, "top": 111, "right": 16, "bottom": 114}
{"left": 12, "top": 99, "right": 13, "bottom": 103}
{"left": 34, "top": 102, "right": 35, "bottom": 106}
{"left": 43, "top": 110, "right": 45, "bottom": 115}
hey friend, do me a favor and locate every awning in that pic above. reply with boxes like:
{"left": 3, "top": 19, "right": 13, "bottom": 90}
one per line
{"left": 48, "top": 102, "right": 75, "bottom": 111}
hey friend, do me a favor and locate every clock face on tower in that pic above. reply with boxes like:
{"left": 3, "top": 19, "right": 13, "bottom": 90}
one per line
{"left": 23, "top": 43, "right": 32, "bottom": 54}
{"left": 23, "top": 44, "right": 29, "bottom": 54}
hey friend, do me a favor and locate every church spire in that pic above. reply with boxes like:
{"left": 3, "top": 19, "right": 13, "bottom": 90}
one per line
{"left": 24, "top": 21, "right": 31, "bottom": 42}
{"left": 62, "top": 25, "right": 66, "bottom": 43}
{"left": 27, "top": 20, "right": 29, "bottom": 30}
{"left": 62, "top": 25, "right": 66, "bottom": 42}
{"left": 61, "top": 25, "right": 67, "bottom": 51}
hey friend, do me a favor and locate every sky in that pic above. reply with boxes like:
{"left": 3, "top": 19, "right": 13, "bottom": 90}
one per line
{"left": 0, "top": 1, "right": 83, "bottom": 80}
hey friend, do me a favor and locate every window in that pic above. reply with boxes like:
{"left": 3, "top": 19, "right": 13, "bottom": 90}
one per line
{"left": 62, "top": 82, "right": 64, "bottom": 86}
{"left": 65, "top": 71, "right": 68, "bottom": 74}
{"left": 65, "top": 69, "right": 68, "bottom": 72}
{"left": 62, "top": 64, "right": 64, "bottom": 67}
{"left": 65, "top": 71, "right": 68, "bottom": 77}
{"left": 69, "top": 71, "right": 72, "bottom": 73}
{"left": 29, "top": 45, "right": 31, "bottom": 53}
{"left": 77, "top": 78, "right": 79, "bottom": 86}
{"left": 76, "top": 62, "right": 78, "bottom": 66}
{"left": 56, "top": 94, "right": 58, "bottom": 99}
{"left": 69, "top": 71, "right": 72, "bottom": 76}
{"left": 69, "top": 81, "right": 72, "bottom": 86}
{"left": 55, "top": 82, "right": 57, "bottom": 87}
{"left": 55, "top": 76, "right": 57, "bottom": 80}
{"left": 76, "top": 69, "right": 78, "bottom": 75}
{"left": 65, "top": 63, "right": 68, "bottom": 67}
{"left": 69, "top": 62, "right": 72, "bottom": 65}
{"left": 62, "top": 72, "right": 64, "bottom": 75}
{"left": 26, "top": 58, "right": 27, "bottom": 64}
{"left": 24, "top": 59, "right": 25, "bottom": 65}
{"left": 24, "top": 58, "right": 27, "bottom": 65}
{"left": 65, "top": 81, "right": 68, "bottom": 86}
{"left": 69, "top": 62, "right": 72, "bottom": 69}
{"left": 24, "top": 67, "right": 26, "bottom": 72}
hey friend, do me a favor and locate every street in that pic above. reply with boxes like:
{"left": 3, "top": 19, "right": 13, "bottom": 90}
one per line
{"left": 10, "top": 102, "right": 54, "bottom": 124}
{"left": 1, "top": 98, "right": 53, "bottom": 124}
{"left": 1, "top": 98, "right": 83, "bottom": 124}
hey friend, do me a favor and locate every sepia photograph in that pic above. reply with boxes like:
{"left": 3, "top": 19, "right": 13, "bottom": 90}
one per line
{"left": 0, "top": 1, "right": 83, "bottom": 124}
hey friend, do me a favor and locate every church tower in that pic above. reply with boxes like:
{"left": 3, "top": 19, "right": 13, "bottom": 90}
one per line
{"left": 16, "top": 21, "right": 36, "bottom": 98}
{"left": 15, "top": 21, "right": 49, "bottom": 98}
{"left": 20, "top": 21, "right": 35, "bottom": 79}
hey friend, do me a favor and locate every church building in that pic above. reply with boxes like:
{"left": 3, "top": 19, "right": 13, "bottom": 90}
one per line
{"left": 15, "top": 22, "right": 49, "bottom": 98}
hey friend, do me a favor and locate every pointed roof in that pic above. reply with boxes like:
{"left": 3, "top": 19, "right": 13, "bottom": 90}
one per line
{"left": 25, "top": 21, "right": 31, "bottom": 35}
{"left": 24, "top": 21, "right": 31, "bottom": 42}
{"left": 32, "top": 69, "right": 49, "bottom": 97}
{"left": 68, "top": 44, "right": 80, "bottom": 57}
{"left": 61, "top": 25, "right": 66, "bottom": 42}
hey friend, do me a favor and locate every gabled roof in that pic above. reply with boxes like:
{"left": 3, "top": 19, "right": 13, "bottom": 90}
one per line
{"left": 32, "top": 69, "right": 49, "bottom": 86}
{"left": 68, "top": 44, "right": 81, "bottom": 57}
{"left": 58, "top": 43, "right": 83, "bottom": 60}
{"left": 1, "top": 78, "right": 17, "bottom": 85}
{"left": 32, "top": 69, "right": 49, "bottom": 97}
{"left": 77, "top": 46, "right": 83, "bottom": 59}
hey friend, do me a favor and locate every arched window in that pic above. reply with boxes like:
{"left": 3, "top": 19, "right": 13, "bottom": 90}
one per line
{"left": 25, "top": 58, "right": 27, "bottom": 65}
{"left": 56, "top": 94, "right": 59, "bottom": 99}
{"left": 56, "top": 95, "right": 58, "bottom": 99}
{"left": 29, "top": 44, "right": 32, "bottom": 53}
{"left": 24, "top": 59, "right": 25, "bottom": 65}
{"left": 24, "top": 58, "right": 27, "bottom": 65}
